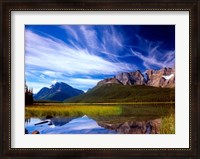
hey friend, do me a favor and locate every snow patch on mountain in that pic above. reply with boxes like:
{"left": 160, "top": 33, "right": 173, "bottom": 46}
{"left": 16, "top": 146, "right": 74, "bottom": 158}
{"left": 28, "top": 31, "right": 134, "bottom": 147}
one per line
{"left": 162, "top": 74, "right": 174, "bottom": 80}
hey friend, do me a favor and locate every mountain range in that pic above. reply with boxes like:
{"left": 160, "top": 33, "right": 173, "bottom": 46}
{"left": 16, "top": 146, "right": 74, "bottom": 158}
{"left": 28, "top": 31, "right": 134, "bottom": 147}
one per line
{"left": 34, "top": 67, "right": 175, "bottom": 102}
{"left": 97, "top": 67, "right": 175, "bottom": 88}
{"left": 34, "top": 82, "right": 84, "bottom": 102}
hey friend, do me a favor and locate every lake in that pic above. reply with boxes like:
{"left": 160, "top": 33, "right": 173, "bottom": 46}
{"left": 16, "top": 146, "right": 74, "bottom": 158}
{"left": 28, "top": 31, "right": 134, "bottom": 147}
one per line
{"left": 25, "top": 115, "right": 117, "bottom": 134}
{"left": 25, "top": 103, "right": 175, "bottom": 134}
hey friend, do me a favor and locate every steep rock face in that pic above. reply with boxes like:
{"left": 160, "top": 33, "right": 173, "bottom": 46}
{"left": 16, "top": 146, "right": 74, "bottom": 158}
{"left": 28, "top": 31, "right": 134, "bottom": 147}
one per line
{"left": 34, "top": 87, "right": 50, "bottom": 100}
{"left": 115, "top": 72, "right": 132, "bottom": 85}
{"left": 49, "top": 82, "right": 83, "bottom": 97}
{"left": 97, "top": 68, "right": 175, "bottom": 88}
{"left": 115, "top": 70, "right": 146, "bottom": 85}
{"left": 146, "top": 68, "right": 175, "bottom": 88}
{"left": 129, "top": 70, "right": 146, "bottom": 85}
{"left": 97, "top": 70, "right": 146, "bottom": 87}
{"left": 97, "top": 78, "right": 122, "bottom": 86}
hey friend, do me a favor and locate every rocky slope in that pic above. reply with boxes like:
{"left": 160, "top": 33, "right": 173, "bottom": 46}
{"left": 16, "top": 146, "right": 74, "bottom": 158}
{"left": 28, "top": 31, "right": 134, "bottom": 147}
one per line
{"left": 97, "top": 67, "right": 175, "bottom": 88}
{"left": 146, "top": 67, "right": 175, "bottom": 88}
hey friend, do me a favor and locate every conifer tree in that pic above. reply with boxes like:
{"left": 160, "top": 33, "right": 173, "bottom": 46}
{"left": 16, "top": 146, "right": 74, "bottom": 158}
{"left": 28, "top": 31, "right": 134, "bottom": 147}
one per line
{"left": 25, "top": 81, "right": 33, "bottom": 105}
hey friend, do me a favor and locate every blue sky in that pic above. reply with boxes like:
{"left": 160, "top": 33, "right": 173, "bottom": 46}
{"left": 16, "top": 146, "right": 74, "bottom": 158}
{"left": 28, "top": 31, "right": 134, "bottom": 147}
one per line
{"left": 25, "top": 25, "right": 175, "bottom": 93}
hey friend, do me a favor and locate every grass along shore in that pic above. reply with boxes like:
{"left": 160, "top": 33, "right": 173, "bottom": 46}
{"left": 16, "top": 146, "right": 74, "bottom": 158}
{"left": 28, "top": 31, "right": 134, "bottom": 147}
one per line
{"left": 25, "top": 105, "right": 122, "bottom": 118}
{"left": 25, "top": 103, "right": 175, "bottom": 134}
{"left": 32, "top": 101, "right": 175, "bottom": 106}
{"left": 25, "top": 103, "right": 174, "bottom": 117}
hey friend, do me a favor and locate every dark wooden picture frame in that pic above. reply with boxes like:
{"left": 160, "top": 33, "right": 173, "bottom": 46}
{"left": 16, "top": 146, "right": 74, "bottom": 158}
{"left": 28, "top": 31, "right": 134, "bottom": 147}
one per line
{"left": 0, "top": 0, "right": 199, "bottom": 159}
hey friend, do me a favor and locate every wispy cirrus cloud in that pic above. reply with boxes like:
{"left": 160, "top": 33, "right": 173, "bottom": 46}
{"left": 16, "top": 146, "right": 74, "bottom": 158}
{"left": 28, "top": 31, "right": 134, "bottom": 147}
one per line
{"left": 42, "top": 70, "right": 64, "bottom": 79}
{"left": 25, "top": 25, "right": 175, "bottom": 93}
{"left": 25, "top": 30, "right": 135, "bottom": 75}
{"left": 25, "top": 28, "right": 137, "bottom": 93}
{"left": 131, "top": 49, "right": 174, "bottom": 68}
{"left": 80, "top": 25, "right": 98, "bottom": 49}
{"left": 60, "top": 25, "right": 79, "bottom": 41}
{"left": 130, "top": 35, "right": 175, "bottom": 69}
{"left": 64, "top": 77, "right": 102, "bottom": 92}
{"left": 61, "top": 25, "right": 125, "bottom": 59}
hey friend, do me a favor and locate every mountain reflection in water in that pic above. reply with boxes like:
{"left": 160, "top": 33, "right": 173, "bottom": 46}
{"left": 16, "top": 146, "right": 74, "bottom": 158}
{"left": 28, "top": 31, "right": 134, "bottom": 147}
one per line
{"left": 25, "top": 115, "right": 117, "bottom": 134}
{"left": 25, "top": 115, "right": 162, "bottom": 134}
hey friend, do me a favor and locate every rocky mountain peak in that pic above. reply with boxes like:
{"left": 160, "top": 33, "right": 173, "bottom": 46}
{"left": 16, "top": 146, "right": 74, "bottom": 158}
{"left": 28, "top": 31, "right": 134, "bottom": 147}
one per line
{"left": 114, "top": 72, "right": 132, "bottom": 85}
{"left": 97, "top": 67, "right": 175, "bottom": 88}
{"left": 97, "top": 77, "right": 122, "bottom": 86}
{"left": 34, "top": 82, "right": 84, "bottom": 102}
{"left": 146, "top": 67, "right": 175, "bottom": 88}
{"left": 114, "top": 70, "right": 146, "bottom": 85}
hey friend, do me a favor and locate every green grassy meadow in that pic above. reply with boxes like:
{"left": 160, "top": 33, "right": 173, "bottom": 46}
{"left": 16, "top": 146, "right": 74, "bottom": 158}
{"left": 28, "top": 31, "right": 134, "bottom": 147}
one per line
{"left": 65, "top": 85, "right": 175, "bottom": 103}
{"left": 25, "top": 104, "right": 122, "bottom": 118}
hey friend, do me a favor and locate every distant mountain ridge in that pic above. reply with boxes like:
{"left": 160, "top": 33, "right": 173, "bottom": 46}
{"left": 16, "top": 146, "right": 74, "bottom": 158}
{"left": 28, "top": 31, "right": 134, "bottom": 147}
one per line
{"left": 34, "top": 82, "right": 84, "bottom": 102}
{"left": 97, "top": 67, "right": 175, "bottom": 88}
{"left": 65, "top": 67, "right": 175, "bottom": 103}
{"left": 34, "top": 67, "right": 175, "bottom": 103}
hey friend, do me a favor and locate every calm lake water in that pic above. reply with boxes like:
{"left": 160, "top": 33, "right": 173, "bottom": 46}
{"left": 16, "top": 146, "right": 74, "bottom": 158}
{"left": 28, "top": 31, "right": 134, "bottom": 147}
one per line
{"left": 25, "top": 103, "right": 175, "bottom": 134}
{"left": 25, "top": 115, "right": 117, "bottom": 134}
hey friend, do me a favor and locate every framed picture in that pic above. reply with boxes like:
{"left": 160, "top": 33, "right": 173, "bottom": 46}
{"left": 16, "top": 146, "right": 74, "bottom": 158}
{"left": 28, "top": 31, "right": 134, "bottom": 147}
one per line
{"left": 1, "top": 0, "right": 199, "bottom": 158}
